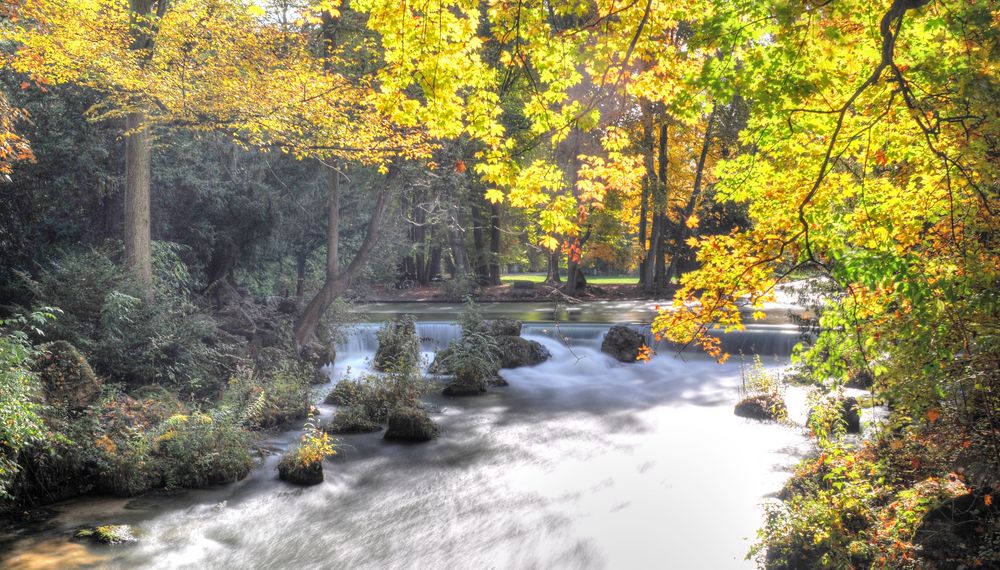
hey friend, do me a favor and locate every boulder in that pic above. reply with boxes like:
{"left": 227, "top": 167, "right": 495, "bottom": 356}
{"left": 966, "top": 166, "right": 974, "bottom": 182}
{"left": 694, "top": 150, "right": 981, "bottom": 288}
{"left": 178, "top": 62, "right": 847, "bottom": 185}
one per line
{"left": 74, "top": 525, "right": 140, "bottom": 545}
{"left": 486, "top": 318, "right": 522, "bottom": 337}
{"left": 326, "top": 406, "right": 382, "bottom": 434}
{"left": 511, "top": 280, "right": 536, "bottom": 290}
{"left": 495, "top": 336, "right": 551, "bottom": 368}
{"left": 325, "top": 380, "right": 363, "bottom": 406}
{"left": 914, "top": 486, "right": 999, "bottom": 563}
{"left": 734, "top": 394, "right": 787, "bottom": 421}
{"left": 840, "top": 397, "right": 862, "bottom": 434}
{"left": 846, "top": 369, "right": 873, "bottom": 389}
{"left": 33, "top": 341, "right": 101, "bottom": 411}
{"left": 442, "top": 381, "right": 487, "bottom": 397}
{"left": 277, "top": 456, "right": 323, "bottom": 486}
{"left": 300, "top": 342, "right": 334, "bottom": 367}
{"left": 384, "top": 407, "right": 438, "bottom": 442}
{"left": 807, "top": 396, "right": 862, "bottom": 434}
{"left": 600, "top": 326, "right": 646, "bottom": 363}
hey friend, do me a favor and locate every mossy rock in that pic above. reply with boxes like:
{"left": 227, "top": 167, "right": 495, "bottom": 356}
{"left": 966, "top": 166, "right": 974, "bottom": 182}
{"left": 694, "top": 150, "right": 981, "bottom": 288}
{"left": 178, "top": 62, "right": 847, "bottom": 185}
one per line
{"left": 277, "top": 456, "right": 323, "bottom": 486}
{"left": 734, "top": 394, "right": 787, "bottom": 421}
{"left": 326, "top": 406, "right": 382, "bottom": 434}
{"left": 600, "top": 326, "right": 646, "bottom": 363}
{"left": 495, "top": 336, "right": 550, "bottom": 368}
{"left": 74, "top": 524, "right": 141, "bottom": 545}
{"left": 300, "top": 342, "right": 334, "bottom": 367}
{"left": 373, "top": 315, "right": 420, "bottom": 373}
{"left": 384, "top": 406, "right": 438, "bottom": 442}
{"left": 485, "top": 318, "right": 522, "bottom": 337}
{"left": 33, "top": 341, "right": 101, "bottom": 411}
{"left": 807, "top": 396, "right": 862, "bottom": 434}
{"left": 325, "top": 380, "right": 363, "bottom": 406}
{"left": 442, "top": 381, "right": 487, "bottom": 397}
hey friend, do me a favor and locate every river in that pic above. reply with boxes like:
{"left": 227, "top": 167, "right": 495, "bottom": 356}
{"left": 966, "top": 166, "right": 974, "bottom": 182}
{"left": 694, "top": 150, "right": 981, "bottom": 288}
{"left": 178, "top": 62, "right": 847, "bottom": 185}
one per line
{"left": 1, "top": 305, "right": 813, "bottom": 569}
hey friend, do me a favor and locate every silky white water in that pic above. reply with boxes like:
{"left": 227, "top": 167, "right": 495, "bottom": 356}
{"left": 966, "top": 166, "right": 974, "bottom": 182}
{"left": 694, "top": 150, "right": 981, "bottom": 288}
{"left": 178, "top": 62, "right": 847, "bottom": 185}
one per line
{"left": 2, "top": 322, "right": 810, "bottom": 569}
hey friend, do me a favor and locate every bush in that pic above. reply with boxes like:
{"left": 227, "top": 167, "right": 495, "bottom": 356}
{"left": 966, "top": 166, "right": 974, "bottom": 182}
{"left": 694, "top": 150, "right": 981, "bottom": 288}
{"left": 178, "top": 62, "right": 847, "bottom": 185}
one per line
{"left": 222, "top": 357, "right": 312, "bottom": 429}
{"left": 736, "top": 356, "right": 787, "bottom": 422}
{"left": 278, "top": 421, "right": 335, "bottom": 485}
{"left": 372, "top": 314, "right": 420, "bottom": 373}
{"left": 21, "top": 247, "right": 239, "bottom": 396}
{"left": 326, "top": 405, "right": 382, "bottom": 434}
{"left": 155, "top": 412, "right": 253, "bottom": 488}
{"left": 0, "top": 313, "right": 49, "bottom": 502}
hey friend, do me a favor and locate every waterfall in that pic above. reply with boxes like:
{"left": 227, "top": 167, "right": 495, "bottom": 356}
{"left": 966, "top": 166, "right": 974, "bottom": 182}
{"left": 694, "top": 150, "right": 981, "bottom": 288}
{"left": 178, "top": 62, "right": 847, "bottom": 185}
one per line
{"left": 339, "top": 321, "right": 808, "bottom": 359}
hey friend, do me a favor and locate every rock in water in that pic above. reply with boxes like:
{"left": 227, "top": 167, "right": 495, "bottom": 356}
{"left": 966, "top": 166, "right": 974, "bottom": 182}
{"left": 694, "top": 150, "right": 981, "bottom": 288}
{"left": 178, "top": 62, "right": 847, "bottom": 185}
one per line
{"left": 326, "top": 406, "right": 382, "bottom": 434}
{"left": 841, "top": 397, "right": 862, "bottom": 434}
{"left": 495, "top": 336, "right": 551, "bottom": 368}
{"left": 74, "top": 525, "right": 140, "bottom": 545}
{"left": 384, "top": 407, "right": 438, "bottom": 442}
{"left": 442, "top": 381, "right": 487, "bottom": 397}
{"left": 33, "top": 341, "right": 101, "bottom": 411}
{"left": 300, "top": 341, "right": 334, "bottom": 367}
{"left": 734, "top": 394, "right": 787, "bottom": 421}
{"left": 277, "top": 456, "right": 324, "bottom": 486}
{"left": 600, "top": 326, "right": 646, "bottom": 363}
{"left": 486, "top": 318, "right": 522, "bottom": 337}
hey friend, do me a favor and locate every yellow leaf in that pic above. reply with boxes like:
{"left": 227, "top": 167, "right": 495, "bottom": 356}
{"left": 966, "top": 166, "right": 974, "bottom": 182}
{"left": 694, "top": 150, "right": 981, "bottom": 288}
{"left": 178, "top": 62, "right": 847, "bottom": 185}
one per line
{"left": 246, "top": 4, "right": 265, "bottom": 17}
{"left": 539, "top": 235, "right": 559, "bottom": 251}
{"left": 484, "top": 188, "right": 505, "bottom": 204}
{"left": 685, "top": 214, "right": 700, "bottom": 229}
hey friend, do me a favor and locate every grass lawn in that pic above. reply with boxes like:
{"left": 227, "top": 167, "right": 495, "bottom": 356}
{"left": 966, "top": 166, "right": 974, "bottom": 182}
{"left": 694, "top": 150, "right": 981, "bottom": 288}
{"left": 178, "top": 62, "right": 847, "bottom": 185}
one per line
{"left": 500, "top": 273, "right": 639, "bottom": 285}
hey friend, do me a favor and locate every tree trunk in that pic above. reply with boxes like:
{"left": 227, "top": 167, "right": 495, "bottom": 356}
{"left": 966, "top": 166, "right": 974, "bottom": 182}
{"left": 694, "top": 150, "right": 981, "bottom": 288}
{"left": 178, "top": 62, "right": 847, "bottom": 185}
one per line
{"left": 294, "top": 168, "right": 396, "bottom": 347}
{"left": 446, "top": 205, "right": 469, "bottom": 278}
{"left": 471, "top": 202, "right": 489, "bottom": 284}
{"left": 665, "top": 106, "right": 717, "bottom": 287}
{"left": 653, "top": 123, "right": 669, "bottom": 289}
{"left": 487, "top": 203, "right": 501, "bottom": 285}
{"left": 326, "top": 165, "right": 340, "bottom": 282}
{"left": 295, "top": 251, "right": 308, "bottom": 299}
{"left": 124, "top": 110, "right": 153, "bottom": 295}
{"left": 638, "top": 109, "right": 656, "bottom": 290}
{"left": 544, "top": 251, "right": 561, "bottom": 284}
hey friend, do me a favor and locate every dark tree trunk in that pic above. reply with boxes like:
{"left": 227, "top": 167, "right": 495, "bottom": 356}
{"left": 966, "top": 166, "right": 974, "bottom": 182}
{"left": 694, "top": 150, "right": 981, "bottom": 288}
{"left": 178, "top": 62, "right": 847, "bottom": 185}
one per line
{"left": 487, "top": 203, "right": 501, "bottom": 285}
{"left": 471, "top": 202, "right": 489, "bottom": 285}
{"left": 639, "top": 110, "right": 656, "bottom": 290}
{"left": 653, "top": 123, "right": 669, "bottom": 289}
{"left": 544, "top": 251, "right": 561, "bottom": 284}
{"left": 294, "top": 167, "right": 397, "bottom": 348}
{"left": 295, "top": 251, "right": 308, "bottom": 299}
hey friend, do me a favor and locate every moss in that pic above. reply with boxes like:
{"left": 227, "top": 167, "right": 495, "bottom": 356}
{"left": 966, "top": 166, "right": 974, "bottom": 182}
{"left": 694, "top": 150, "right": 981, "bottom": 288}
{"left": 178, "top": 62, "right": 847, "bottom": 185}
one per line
{"left": 324, "top": 380, "right": 363, "bottom": 406}
{"left": 326, "top": 406, "right": 382, "bottom": 434}
{"left": 277, "top": 453, "right": 323, "bottom": 486}
{"left": 384, "top": 406, "right": 437, "bottom": 442}
{"left": 75, "top": 524, "right": 140, "bottom": 545}
{"left": 33, "top": 340, "right": 101, "bottom": 411}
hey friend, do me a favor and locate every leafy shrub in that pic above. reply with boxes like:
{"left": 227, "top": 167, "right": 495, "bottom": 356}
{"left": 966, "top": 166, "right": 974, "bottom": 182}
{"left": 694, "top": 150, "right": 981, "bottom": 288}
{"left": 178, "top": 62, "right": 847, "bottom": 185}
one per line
{"left": 0, "top": 313, "right": 50, "bottom": 502}
{"left": 441, "top": 275, "right": 479, "bottom": 302}
{"left": 222, "top": 359, "right": 311, "bottom": 429}
{"left": 278, "top": 420, "right": 335, "bottom": 485}
{"left": 21, "top": 247, "right": 239, "bottom": 396}
{"left": 438, "top": 330, "right": 501, "bottom": 390}
{"left": 737, "top": 355, "right": 787, "bottom": 422}
{"left": 155, "top": 412, "right": 253, "bottom": 488}
{"left": 372, "top": 314, "right": 420, "bottom": 373}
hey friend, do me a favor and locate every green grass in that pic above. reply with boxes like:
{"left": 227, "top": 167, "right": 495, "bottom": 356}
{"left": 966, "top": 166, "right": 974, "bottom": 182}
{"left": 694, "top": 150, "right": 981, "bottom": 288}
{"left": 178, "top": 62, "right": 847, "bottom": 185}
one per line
{"left": 500, "top": 273, "right": 639, "bottom": 285}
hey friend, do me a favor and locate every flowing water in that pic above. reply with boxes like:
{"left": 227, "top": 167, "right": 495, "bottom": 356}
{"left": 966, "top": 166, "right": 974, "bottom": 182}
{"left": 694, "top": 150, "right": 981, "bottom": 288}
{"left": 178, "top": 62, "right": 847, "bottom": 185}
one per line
{"left": 1, "top": 317, "right": 814, "bottom": 570}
